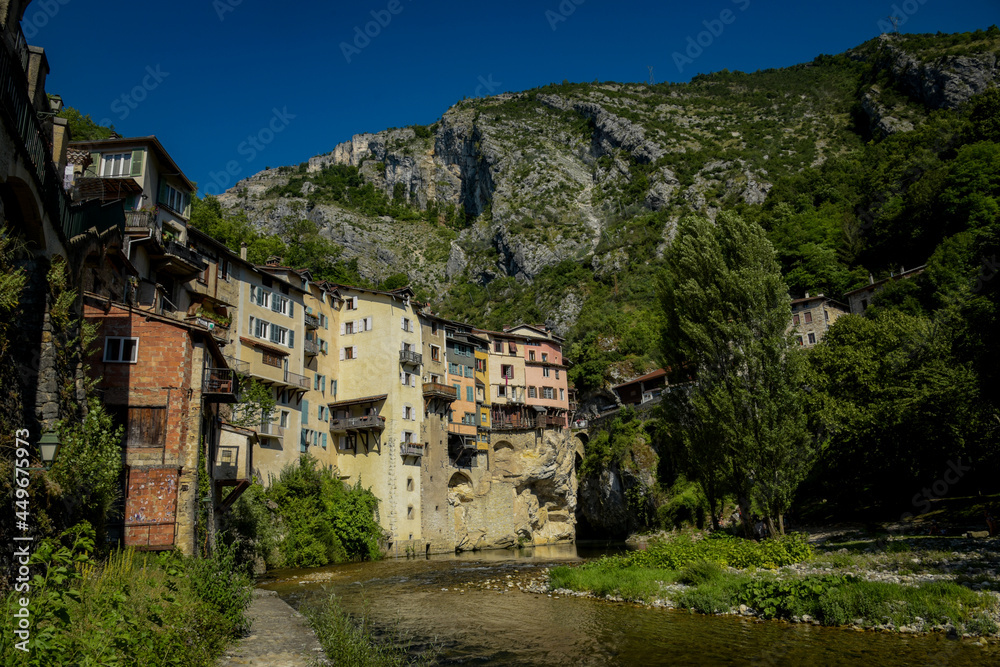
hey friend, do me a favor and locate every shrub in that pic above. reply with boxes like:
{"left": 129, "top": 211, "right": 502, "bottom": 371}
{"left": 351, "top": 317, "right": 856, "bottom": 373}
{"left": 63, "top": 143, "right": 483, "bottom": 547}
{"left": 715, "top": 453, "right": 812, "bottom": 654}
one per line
{"left": 595, "top": 533, "right": 813, "bottom": 571}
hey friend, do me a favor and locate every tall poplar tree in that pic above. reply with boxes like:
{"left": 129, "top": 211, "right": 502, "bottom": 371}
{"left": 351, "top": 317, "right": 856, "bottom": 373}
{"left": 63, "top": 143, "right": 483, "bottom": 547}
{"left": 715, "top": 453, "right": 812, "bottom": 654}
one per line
{"left": 661, "top": 212, "right": 814, "bottom": 536}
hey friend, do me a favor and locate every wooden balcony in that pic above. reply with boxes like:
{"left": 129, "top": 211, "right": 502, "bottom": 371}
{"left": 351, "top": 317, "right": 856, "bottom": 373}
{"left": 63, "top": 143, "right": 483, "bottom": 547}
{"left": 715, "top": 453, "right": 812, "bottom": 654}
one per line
{"left": 124, "top": 210, "right": 157, "bottom": 234}
{"left": 423, "top": 382, "right": 457, "bottom": 400}
{"left": 330, "top": 415, "right": 386, "bottom": 431}
{"left": 304, "top": 339, "right": 320, "bottom": 356}
{"left": 399, "top": 349, "right": 422, "bottom": 366}
{"left": 202, "top": 368, "right": 238, "bottom": 403}
{"left": 400, "top": 442, "right": 424, "bottom": 457}
{"left": 304, "top": 312, "right": 320, "bottom": 329}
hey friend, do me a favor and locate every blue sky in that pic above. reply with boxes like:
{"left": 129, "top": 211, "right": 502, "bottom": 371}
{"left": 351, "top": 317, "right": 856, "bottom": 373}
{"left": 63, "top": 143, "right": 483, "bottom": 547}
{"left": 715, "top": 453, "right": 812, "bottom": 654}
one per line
{"left": 26, "top": 0, "right": 996, "bottom": 195}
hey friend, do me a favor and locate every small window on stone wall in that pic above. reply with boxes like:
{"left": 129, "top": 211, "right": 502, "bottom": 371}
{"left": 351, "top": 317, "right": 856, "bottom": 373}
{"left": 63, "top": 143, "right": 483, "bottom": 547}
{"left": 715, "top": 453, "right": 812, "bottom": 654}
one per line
{"left": 407, "top": 505, "right": 414, "bottom": 519}
{"left": 407, "top": 477, "right": 414, "bottom": 491}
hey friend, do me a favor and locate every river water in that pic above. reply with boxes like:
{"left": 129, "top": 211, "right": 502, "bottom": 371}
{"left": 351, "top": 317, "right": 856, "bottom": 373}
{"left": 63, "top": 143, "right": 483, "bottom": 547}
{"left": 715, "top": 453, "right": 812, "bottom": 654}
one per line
{"left": 262, "top": 543, "right": 998, "bottom": 666}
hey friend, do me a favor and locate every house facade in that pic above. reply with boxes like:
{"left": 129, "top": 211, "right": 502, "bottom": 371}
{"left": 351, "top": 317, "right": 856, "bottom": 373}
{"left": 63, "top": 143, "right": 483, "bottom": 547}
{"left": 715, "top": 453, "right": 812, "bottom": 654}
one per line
{"left": 508, "top": 324, "right": 571, "bottom": 428}
{"left": 788, "top": 293, "right": 849, "bottom": 348}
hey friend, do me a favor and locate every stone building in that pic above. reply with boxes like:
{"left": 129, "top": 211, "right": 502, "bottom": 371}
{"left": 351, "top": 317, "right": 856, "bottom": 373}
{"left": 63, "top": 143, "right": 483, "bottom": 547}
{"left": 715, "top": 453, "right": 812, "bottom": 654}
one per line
{"left": 788, "top": 293, "right": 849, "bottom": 348}
{"left": 83, "top": 296, "right": 238, "bottom": 553}
{"left": 613, "top": 368, "right": 668, "bottom": 406}
{"left": 842, "top": 266, "right": 926, "bottom": 315}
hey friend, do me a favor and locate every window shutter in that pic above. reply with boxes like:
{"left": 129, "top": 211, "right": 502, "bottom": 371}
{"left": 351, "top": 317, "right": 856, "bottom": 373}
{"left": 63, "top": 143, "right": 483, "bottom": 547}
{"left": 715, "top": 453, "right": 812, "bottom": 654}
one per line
{"left": 249, "top": 316, "right": 255, "bottom": 335}
{"left": 322, "top": 433, "right": 328, "bottom": 449}
{"left": 289, "top": 301, "right": 294, "bottom": 317}
{"left": 401, "top": 316, "right": 405, "bottom": 330}
{"left": 340, "top": 322, "right": 346, "bottom": 335}
{"left": 331, "top": 379, "right": 337, "bottom": 396}
{"left": 302, "top": 400, "right": 309, "bottom": 424}
{"left": 340, "top": 348, "right": 346, "bottom": 360}
{"left": 400, "top": 371, "right": 405, "bottom": 385}
{"left": 130, "top": 149, "right": 143, "bottom": 177}
{"left": 86, "top": 152, "right": 101, "bottom": 177}
{"left": 365, "top": 316, "right": 372, "bottom": 331}
{"left": 158, "top": 181, "right": 168, "bottom": 205}
{"left": 288, "top": 330, "right": 294, "bottom": 348}
{"left": 411, "top": 375, "right": 416, "bottom": 387}
{"left": 352, "top": 345, "right": 357, "bottom": 358}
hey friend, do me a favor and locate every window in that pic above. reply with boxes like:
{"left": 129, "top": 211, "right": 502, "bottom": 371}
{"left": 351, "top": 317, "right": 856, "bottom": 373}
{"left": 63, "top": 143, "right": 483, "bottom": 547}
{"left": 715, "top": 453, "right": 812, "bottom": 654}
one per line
{"left": 466, "top": 386, "right": 473, "bottom": 402}
{"left": 508, "top": 342, "right": 517, "bottom": 354}
{"left": 271, "top": 294, "right": 289, "bottom": 315}
{"left": 403, "top": 405, "right": 413, "bottom": 420}
{"left": 161, "top": 183, "right": 188, "bottom": 215}
{"left": 464, "top": 366, "right": 473, "bottom": 378}
{"left": 481, "top": 412, "right": 487, "bottom": 424}
{"left": 401, "top": 372, "right": 415, "bottom": 386}
{"left": 497, "top": 385, "right": 507, "bottom": 398}
{"left": 543, "top": 367, "right": 551, "bottom": 378}
{"left": 407, "top": 477, "right": 414, "bottom": 491}
{"left": 529, "top": 351, "right": 535, "bottom": 361}
{"left": 793, "top": 313, "right": 800, "bottom": 326}
{"left": 262, "top": 351, "right": 283, "bottom": 368}
{"left": 475, "top": 358, "right": 485, "bottom": 372}
{"left": 543, "top": 387, "right": 554, "bottom": 400}
{"left": 542, "top": 353, "right": 548, "bottom": 362}
{"left": 401, "top": 317, "right": 411, "bottom": 332}
{"left": 104, "top": 337, "right": 138, "bottom": 363}
{"left": 861, "top": 299, "right": 869, "bottom": 310}
{"left": 560, "top": 389, "right": 565, "bottom": 401}
{"left": 808, "top": 333, "right": 816, "bottom": 345}
{"left": 824, "top": 310, "right": 829, "bottom": 322}
{"left": 431, "top": 345, "right": 440, "bottom": 361}
{"left": 804, "top": 311, "right": 813, "bottom": 324}
{"left": 269, "top": 324, "right": 288, "bottom": 346}
{"left": 317, "top": 405, "right": 327, "bottom": 422}
{"left": 431, "top": 322, "right": 439, "bottom": 335}
{"left": 343, "top": 346, "right": 356, "bottom": 360}
{"left": 346, "top": 296, "right": 357, "bottom": 310}
{"left": 319, "top": 313, "right": 328, "bottom": 328}
{"left": 101, "top": 152, "right": 131, "bottom": 177}
{"left": 494, "top": 341, "right": 503, "bottom": 353}
{"left": 528, "top": 386, "right": 537, "bottom": 398}
{"left": 221, "top": 259, "right": 230, "bottom": 282}
{"left": 407, "top": 505, "right": 414, "bottom": 520}
{"left": 449, "top": 362, "right": 460, "bottom": 375}
{"left": 555, "top": 370, "right": 560, "bottom": 380}
{"left": 797, "top": 336, "right": 804, "bottom": 346}
{"left": 501, "top": 365, "right": 513, "bottom": 379}
{"left": 402, "top": 431, "right": 414, "bottom": 444}
{"left": 338, "top": 435, "right": 350, "bottom": 450}
{"left": 280, "top": 410, "right": 289, "bottom": 427}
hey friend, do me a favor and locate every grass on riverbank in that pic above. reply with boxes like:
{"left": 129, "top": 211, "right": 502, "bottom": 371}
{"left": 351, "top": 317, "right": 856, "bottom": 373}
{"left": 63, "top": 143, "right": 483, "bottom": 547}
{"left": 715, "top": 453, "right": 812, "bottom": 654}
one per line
{"left": 0, "top": 522, "right": 253, "bottom": 666}
{"left": 303, "top": 591, "right": 438, "bottom": 667}
{"left": 550, "top": 534, "right": 1000, "bottom": 636}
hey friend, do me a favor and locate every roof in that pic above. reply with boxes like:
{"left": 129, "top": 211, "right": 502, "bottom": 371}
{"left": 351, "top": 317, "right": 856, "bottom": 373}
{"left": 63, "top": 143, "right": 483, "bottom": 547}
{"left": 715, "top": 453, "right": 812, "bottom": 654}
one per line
{"left": 842, "top": 265, "right": 927, "bottom": 298}
{"left": 790, "top": 294, "right": 849, "bottom": 310}
{"left": 239, "top": 336, "right": 289, "bottom": 357}
{"left": 504, "top": 323, "right": 565, "bottom": 342}
{"left": 614, "top": 368, "right": 668, "bottom": 390}
{"left": 67, "top": 136, "right": 196, "bottom": 193}
{"left": 473, "top": 327, "right": 529, "bottom": 341}
{"left": 327, "top": 283, "right": 416, "bottom": 300}
{"left": 327, "top": 394, "right": 388, "bottom": 409}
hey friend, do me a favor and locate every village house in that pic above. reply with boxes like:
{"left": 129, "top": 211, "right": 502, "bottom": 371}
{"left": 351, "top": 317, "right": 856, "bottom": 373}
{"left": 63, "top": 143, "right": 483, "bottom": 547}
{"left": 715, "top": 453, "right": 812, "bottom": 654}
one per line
{"left": 842, "top": 266, "right": 927, "bottom": 315}
{"left": 788, "top": 293, "right": 849, "bottom": 348}
{"left": 613, "top": 368, "right": 669, "bottom": 406}
{"left": 506, "top": 323, "right": 571, "bottom": 429}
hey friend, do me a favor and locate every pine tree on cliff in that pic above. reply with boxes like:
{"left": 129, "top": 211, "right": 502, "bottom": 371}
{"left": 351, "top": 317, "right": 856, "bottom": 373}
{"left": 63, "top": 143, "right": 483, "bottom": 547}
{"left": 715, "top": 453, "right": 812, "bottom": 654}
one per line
{"left": 660, "top": 211, "right": 814, "bottom": 537}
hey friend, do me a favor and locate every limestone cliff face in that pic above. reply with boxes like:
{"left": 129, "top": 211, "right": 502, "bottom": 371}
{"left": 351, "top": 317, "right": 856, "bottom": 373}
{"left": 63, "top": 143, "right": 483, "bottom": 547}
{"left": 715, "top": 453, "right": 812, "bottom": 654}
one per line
{"left": 448, "top": 429, "right": 579, "bottom": 551}
{"left": 873, "top": 34, "right": 999, "bottom": 110}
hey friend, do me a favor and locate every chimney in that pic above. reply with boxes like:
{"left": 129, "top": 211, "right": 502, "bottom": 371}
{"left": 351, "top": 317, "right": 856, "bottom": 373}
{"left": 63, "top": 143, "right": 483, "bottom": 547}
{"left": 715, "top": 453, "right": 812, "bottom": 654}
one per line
{"left": 240, "top": 242, "right": 247, "bottom": 261}
{"left": 805, "top": 291, "right": 810, "bottom": 299}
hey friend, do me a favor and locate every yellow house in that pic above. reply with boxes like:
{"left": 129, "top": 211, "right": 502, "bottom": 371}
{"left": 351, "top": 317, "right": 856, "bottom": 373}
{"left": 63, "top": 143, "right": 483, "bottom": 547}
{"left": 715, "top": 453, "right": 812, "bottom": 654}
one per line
{"left": 474, "top": 346, "right": 491, "bottom": 433}
{"left": 234, "top": 259, "right": 311, "bottom": 481}
{"left": 326, "top": 284, "right": 424, "bottom": 551}
{"left": 477, "top": 329, "right": 532, "bottom": 430}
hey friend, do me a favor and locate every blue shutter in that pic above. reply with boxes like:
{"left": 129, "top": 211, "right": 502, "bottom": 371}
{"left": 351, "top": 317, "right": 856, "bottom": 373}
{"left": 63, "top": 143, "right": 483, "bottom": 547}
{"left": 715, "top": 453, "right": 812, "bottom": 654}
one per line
{"left": 322, "top": 433, "right": 328, "bottom": 449}
{"left": 302, "top": 399, "right": 309, "bottom": 424}
{"left": 288, "top": 330, "right": 294, "bottom": 349}
{"left": 289, "top": 301, "right": 294, "bottom": 317}
{"left": 300, "top": 429, "right": 307, "bottom": 452}
{"left": 467, "top": 386, "right": 473, "bottom": 402}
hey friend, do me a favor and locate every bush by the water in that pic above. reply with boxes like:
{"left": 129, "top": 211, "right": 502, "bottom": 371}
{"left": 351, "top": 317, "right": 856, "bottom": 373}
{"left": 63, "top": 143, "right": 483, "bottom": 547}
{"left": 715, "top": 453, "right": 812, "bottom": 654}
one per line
{"left": 600, "top": 533, "right": 814, "bottom": 571}
{"left": 225, "top": 455, "right": 383, "bottom": 569}
{"left": 0, "top": 522, "right": 252, "bottom": 666}
{"left": 303, "top": 591, "right": 438, "bottom": 667}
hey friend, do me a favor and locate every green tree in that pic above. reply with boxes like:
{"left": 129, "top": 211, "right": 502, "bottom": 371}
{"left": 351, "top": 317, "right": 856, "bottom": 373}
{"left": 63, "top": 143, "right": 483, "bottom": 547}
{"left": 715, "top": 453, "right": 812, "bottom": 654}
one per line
{"left": 56, "top": 106, "right": 115, "bottom": 141}
{"left": 661, "top": 212, "right": 814, "bottom": 536}
{"left": 229, "top": 377, "right": 276, "bottom": 428}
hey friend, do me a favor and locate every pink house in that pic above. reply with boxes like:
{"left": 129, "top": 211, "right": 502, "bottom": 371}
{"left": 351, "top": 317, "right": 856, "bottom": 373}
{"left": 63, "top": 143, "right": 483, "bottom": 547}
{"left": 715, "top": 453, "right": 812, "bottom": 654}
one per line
{"left": 506, "top": 324, "right": 570, "bottom": 428}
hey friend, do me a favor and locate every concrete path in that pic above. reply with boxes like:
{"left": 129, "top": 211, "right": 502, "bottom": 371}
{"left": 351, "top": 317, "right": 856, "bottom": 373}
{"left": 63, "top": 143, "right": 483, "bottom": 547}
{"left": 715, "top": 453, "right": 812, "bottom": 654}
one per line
{"left": 218, "top": 589, "right": 328, "bottom": 667}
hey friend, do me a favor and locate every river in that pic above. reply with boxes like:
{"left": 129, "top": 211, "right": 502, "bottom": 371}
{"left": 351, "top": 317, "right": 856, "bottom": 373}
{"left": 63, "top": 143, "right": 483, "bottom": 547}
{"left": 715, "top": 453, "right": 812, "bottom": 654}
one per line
{"left": 261, "top": 543, "right": 998, "bottom": 666}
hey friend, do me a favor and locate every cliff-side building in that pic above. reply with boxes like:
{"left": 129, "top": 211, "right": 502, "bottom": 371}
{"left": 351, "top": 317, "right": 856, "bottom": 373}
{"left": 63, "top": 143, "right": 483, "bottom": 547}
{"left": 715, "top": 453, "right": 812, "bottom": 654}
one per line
{"left": 788, "top": 293, "right": 849, "bottom": 348}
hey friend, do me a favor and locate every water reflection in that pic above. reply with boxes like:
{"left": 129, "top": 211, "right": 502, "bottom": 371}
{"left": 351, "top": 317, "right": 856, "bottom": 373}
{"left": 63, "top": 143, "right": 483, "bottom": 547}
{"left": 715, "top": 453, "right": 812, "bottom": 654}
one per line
{"left": 265, "top": 544, "right": 998, "bottom": 666}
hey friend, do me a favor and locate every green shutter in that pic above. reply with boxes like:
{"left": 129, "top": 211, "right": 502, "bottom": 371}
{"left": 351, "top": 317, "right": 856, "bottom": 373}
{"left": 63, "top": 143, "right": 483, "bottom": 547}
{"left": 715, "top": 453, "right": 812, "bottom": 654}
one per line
{"left": 130, "top": 149, "right": 143, "bottom": 177}
{"left": 158, "top": 181, "right": 168, "bottom": 206}
{"left": 302, "top": 400, "right": 309, "bottom": 425}
{"left": 86, "top": 152, "right": 101, "bottom": 177}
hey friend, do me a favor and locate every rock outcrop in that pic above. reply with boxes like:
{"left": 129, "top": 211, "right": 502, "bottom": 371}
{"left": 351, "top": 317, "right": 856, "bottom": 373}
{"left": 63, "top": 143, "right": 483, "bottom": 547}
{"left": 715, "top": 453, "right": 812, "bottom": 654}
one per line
{"left": 449, "top": 429, "right": 578, "bottom": 551}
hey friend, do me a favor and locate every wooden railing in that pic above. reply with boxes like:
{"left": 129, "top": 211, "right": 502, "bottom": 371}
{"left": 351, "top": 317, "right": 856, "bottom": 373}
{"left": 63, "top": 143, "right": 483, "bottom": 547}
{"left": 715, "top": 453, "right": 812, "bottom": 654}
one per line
{"left": 330, "top": 415, "right": 386, "bottom": 431}
{"left": 399, "top": 349, "right": 422, "bottom": 366}
{"left": 400, "top": 442, "right": 424, "bottom": 457}
{"left": 423, "top": 382, "right": 457, "bottom": 399}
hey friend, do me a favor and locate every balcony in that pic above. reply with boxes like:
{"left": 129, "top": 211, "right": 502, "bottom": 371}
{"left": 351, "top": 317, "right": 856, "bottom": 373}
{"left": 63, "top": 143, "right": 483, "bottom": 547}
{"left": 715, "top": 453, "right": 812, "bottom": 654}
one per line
{"left": 423, "top": 382, "right": 457, "bottom": 401}
{"left": 160, "top": 240, "right": 207, "bottom": 275}
{"left": 490, "top": 419, "right": 535, "bottom": 431}
{"left": 223, "top": 355, "right": 250, "bottom": 375}
{"left": 283, "top": 369, "right": 311, "bottom": 389}
{"left": 202, "top": 368, "right": 238, "bottom": 403}
{"left": 304, "top": 339, "right": 320, "bottom": 356}
{"left": 304, "top": 312, "right": 320, "bottom": 329}
{"left": 399, "top": 349, "right": 422, "bottom": 366}
{"left": 124, "top": 210, "right": 158, "bottom": 235}
{"left": 330, "top": 415, "right": 386, "bottom": 431}
{"left": 540, "top": 416, "right": 566, "bottom": 429}
{"left": 400, "top": 442, "right": 424, "bottom": 457}
{"left": 256, "top": 422, "right": 285, "bottom": 438}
